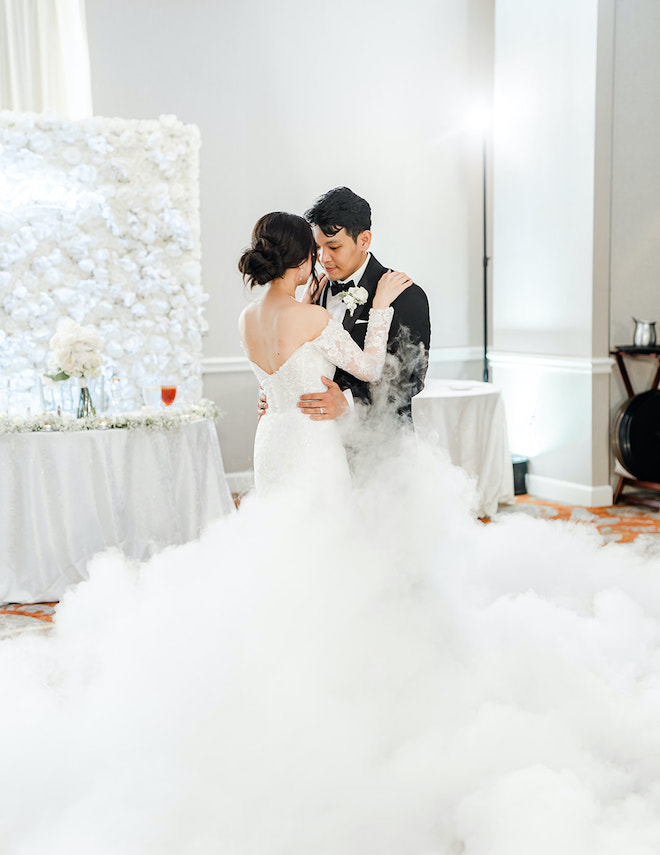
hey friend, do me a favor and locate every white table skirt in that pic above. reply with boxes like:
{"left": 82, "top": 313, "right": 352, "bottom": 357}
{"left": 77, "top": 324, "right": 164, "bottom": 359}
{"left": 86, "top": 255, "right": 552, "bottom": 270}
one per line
{"left": 0, "top": 419, "right": 234, "bottom": 604}
{"left": 412, "top": 379, "right": 515, "bottom": 517}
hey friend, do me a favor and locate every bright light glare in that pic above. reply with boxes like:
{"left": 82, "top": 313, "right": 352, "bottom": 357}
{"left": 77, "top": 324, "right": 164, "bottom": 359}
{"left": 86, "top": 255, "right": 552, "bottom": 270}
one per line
{"left": 0, "top": 153, "right": 98, "bottom": 220}
{"left": 492, "top": 77, "right": 535, "bottom": 159}
{"left": 427, "top": 101, "right": 493, "bottom": 147}
{"left": 464, "top": 104, "right": 493, "bottom": 136}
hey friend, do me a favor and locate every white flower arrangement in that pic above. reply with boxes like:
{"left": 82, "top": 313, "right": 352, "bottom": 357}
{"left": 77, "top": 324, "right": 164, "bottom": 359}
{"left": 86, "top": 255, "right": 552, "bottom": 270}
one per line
{"left": 0, "top": 111, "right": 206, "bottom": 408}
{"left": 338, "top": 285, "right": 369, "bottom": 316}
{"left": 0, "top": 399, "right": 219, "bottom": 434}
{"left": 46, "top": 318, "right": 103, "bottom": 381}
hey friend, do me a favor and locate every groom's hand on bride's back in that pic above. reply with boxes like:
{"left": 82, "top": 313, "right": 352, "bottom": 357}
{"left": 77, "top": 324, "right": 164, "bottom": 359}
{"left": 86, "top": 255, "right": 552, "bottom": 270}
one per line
{"left": 298, "top": 376, "right": 348, "bottom": 421}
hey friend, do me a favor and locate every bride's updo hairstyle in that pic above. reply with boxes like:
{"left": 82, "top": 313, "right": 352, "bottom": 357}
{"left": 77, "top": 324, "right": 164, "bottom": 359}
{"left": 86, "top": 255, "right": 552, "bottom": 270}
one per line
{"left": 239, "top": 212, "right": 318, "bottom": 288}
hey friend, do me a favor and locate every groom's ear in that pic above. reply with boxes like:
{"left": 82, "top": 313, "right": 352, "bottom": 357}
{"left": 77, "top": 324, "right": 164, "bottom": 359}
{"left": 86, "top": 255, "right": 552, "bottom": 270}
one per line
{"left": 357, "top": 230, "right": 372, "bottom": 253}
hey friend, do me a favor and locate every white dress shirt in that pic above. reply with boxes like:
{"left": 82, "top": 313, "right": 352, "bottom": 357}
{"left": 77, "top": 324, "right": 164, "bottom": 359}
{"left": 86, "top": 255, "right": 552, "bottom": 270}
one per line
{"left": 325, "top": 253, "right": 371, "bottom": 323}
{"left": 323, "top": 253, "right": 371, "bottom": 411}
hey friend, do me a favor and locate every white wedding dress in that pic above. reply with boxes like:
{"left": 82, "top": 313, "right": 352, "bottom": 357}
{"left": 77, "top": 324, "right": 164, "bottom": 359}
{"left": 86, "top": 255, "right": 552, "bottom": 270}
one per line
{"left": 249, "top": 308, "right": 393, "bottom": 494}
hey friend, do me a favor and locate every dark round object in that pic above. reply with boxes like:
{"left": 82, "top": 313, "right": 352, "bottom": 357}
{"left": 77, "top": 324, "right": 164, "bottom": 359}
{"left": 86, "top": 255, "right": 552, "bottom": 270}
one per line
{"left": 613, "top": 390, "right": 660, "bottom": 481}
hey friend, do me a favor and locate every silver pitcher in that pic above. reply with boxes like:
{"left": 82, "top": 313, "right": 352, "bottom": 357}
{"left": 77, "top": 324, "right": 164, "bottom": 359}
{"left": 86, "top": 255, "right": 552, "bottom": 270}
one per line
{"left": 633, "top": 318, "right": 657, "bottom": 347}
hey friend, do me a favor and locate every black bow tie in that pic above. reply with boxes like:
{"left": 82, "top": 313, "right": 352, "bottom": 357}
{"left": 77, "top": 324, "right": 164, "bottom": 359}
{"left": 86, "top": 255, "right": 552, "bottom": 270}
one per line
{"left": 328, "top": 279, "right": 354, "bottom": 296}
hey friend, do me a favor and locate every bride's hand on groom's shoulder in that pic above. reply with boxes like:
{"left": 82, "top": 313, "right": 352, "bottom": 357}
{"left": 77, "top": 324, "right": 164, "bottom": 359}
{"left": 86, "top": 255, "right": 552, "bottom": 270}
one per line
{"left": 300, "top": 274, "right": 327, "bottom": 305}
{"left": 372, "top": 270, "right": 412, "bottom": 309}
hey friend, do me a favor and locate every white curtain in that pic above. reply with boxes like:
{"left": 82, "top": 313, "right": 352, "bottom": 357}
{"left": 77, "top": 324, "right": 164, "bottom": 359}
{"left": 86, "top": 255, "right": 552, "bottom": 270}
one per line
{"left": 0, "top": 0, "right": 92, "bottom": 117}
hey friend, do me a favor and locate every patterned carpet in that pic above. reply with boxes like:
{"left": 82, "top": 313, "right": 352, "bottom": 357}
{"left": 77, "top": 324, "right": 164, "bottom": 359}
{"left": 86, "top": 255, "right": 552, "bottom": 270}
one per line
{"left": 497, "top": 495, "right": 660, "bottom": 543}
{"left": 0, "top": 603, "right": 56, "bottom": 638}
{"left": 2, "top": 496, "right": 660, "bottom": 639}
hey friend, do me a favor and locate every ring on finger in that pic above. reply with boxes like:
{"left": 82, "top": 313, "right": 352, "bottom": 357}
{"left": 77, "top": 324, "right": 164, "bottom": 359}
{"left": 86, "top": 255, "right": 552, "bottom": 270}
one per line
{"left": 320, "top": 408, "right": 324, "bottom": 415}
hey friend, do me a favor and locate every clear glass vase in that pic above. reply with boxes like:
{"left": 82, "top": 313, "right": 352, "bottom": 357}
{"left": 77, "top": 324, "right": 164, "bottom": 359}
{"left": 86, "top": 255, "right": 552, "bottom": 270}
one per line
{"left": 77, "top": 383, "right": 96, "bottom": 419}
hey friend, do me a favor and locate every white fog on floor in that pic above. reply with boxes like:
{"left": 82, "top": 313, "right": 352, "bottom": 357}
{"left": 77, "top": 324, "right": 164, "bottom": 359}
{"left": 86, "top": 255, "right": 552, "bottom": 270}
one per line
{"left": 2, "top": 430, "right": 660, "bottom": 854}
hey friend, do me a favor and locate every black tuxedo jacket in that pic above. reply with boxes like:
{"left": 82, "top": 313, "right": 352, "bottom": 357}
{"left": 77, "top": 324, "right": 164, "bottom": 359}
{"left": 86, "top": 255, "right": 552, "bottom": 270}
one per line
{"left": 320, "top": 254, "right": 431, "bottom": 421}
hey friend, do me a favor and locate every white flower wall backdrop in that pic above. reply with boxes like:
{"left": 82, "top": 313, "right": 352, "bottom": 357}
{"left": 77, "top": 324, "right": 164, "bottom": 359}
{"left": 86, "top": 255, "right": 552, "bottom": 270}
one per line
{"left": 0, "top": 111, "right": 206, "bottom": 410}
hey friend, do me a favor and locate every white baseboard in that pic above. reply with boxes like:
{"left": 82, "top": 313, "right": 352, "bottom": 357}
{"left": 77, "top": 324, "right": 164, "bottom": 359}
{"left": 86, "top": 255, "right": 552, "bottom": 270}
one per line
{"left": 526, "top": 474, "right": 614, "bottom": 508}
{"left": 226, "top": 470, "right": 254, "bottom": 495}
{"left": 228, "top": 469, "right": 614, "bottom": 507}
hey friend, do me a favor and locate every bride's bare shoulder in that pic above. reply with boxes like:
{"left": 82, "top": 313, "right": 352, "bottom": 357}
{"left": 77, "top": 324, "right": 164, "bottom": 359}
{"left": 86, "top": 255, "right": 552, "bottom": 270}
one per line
{"left": 292, "top": 302, "right": 332, "bottom": 335}
{"left": 239, "top": 299, "right": 261, "bottom": 326}
{"left": 239, "top": 304, "right": 262, "bottom": 351}
{"left": 291, "top": 302, "right": 330, "bottom": 321}
{"left": 237, "top": 305, "right": 249, "bottom": 337}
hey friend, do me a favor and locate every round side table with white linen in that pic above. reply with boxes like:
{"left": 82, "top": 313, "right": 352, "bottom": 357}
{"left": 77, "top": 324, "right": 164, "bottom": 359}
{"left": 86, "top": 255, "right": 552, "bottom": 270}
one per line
{"left": 412, "top": 378, "right": 515, "bottom": 517}
{"left": 0, "top": 418, "right": 234, "bottom": 604}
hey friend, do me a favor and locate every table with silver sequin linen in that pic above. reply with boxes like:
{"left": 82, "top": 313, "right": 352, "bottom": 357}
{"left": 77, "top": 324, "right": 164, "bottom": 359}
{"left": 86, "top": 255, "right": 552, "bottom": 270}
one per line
{"left": 0, "top": 418, "right": 234, "bottom": 603}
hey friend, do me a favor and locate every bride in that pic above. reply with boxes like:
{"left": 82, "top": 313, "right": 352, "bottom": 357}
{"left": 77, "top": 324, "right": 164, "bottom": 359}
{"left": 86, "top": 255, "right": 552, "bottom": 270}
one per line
{"left": 238, "top": 211, "right": 411, "bottom": 494}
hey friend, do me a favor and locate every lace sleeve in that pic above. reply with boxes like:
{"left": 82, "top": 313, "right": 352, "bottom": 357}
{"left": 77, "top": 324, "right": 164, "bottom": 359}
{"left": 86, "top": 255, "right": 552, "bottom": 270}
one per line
{"left": 314, "top": 308, "right": 394, "bottom": 381}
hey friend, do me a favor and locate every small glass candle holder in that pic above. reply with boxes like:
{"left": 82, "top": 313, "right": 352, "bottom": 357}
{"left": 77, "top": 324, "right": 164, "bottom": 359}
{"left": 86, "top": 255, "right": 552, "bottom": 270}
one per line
{"left": 142, "top": 385, "right": 162, "bottom": 409}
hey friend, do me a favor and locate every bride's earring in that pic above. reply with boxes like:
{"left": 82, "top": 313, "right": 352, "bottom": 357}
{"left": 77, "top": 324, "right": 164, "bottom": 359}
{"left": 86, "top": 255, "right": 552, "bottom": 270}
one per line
{"left": 298, "top": 263, "right": 304, "bottom": 283}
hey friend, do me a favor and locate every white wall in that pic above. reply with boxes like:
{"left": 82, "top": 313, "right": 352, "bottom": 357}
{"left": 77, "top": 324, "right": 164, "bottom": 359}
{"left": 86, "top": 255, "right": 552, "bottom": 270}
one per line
{"left": 610, "top": 0, "right": 660, "bottom": 412}
{"left": 85, "top": 0, "right": 494, "bottom": 472}
{"left": 491, "top": 0, "right": 615, "bottom": 506}
{"left": 491, "top": 0, "right": 660, "bottom": 503}
{"left": 493, "top": 0, "right": 599, "bottom": 357}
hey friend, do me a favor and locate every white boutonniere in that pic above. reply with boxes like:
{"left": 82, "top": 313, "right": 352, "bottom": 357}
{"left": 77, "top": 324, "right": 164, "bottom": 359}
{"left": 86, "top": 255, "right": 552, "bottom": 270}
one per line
{"left": 338, "top": 285, "right": 369, "bottom": 317}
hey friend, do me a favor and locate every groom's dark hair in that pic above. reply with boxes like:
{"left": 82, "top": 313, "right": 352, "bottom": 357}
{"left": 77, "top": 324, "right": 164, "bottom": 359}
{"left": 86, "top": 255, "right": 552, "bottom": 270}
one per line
{"left": 305, "top": 187, "right": 371, "bottom": 242}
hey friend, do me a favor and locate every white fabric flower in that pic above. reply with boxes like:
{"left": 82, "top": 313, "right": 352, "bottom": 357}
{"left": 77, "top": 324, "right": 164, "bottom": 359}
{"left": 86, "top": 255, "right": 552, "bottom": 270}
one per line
{"left": 28, "top": 132, "right": 51, "bottom": 153}
{"left": 62, "top": 146, "right": 82, "bottom": 165}
{"left": 0, "top": 112, "right": 205, "bottom": 408}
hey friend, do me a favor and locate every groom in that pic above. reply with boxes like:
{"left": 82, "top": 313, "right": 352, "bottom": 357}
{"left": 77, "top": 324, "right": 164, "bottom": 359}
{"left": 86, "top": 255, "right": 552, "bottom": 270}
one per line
{"left": 298, "top": 186, "right": 431, "bottom": 423}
